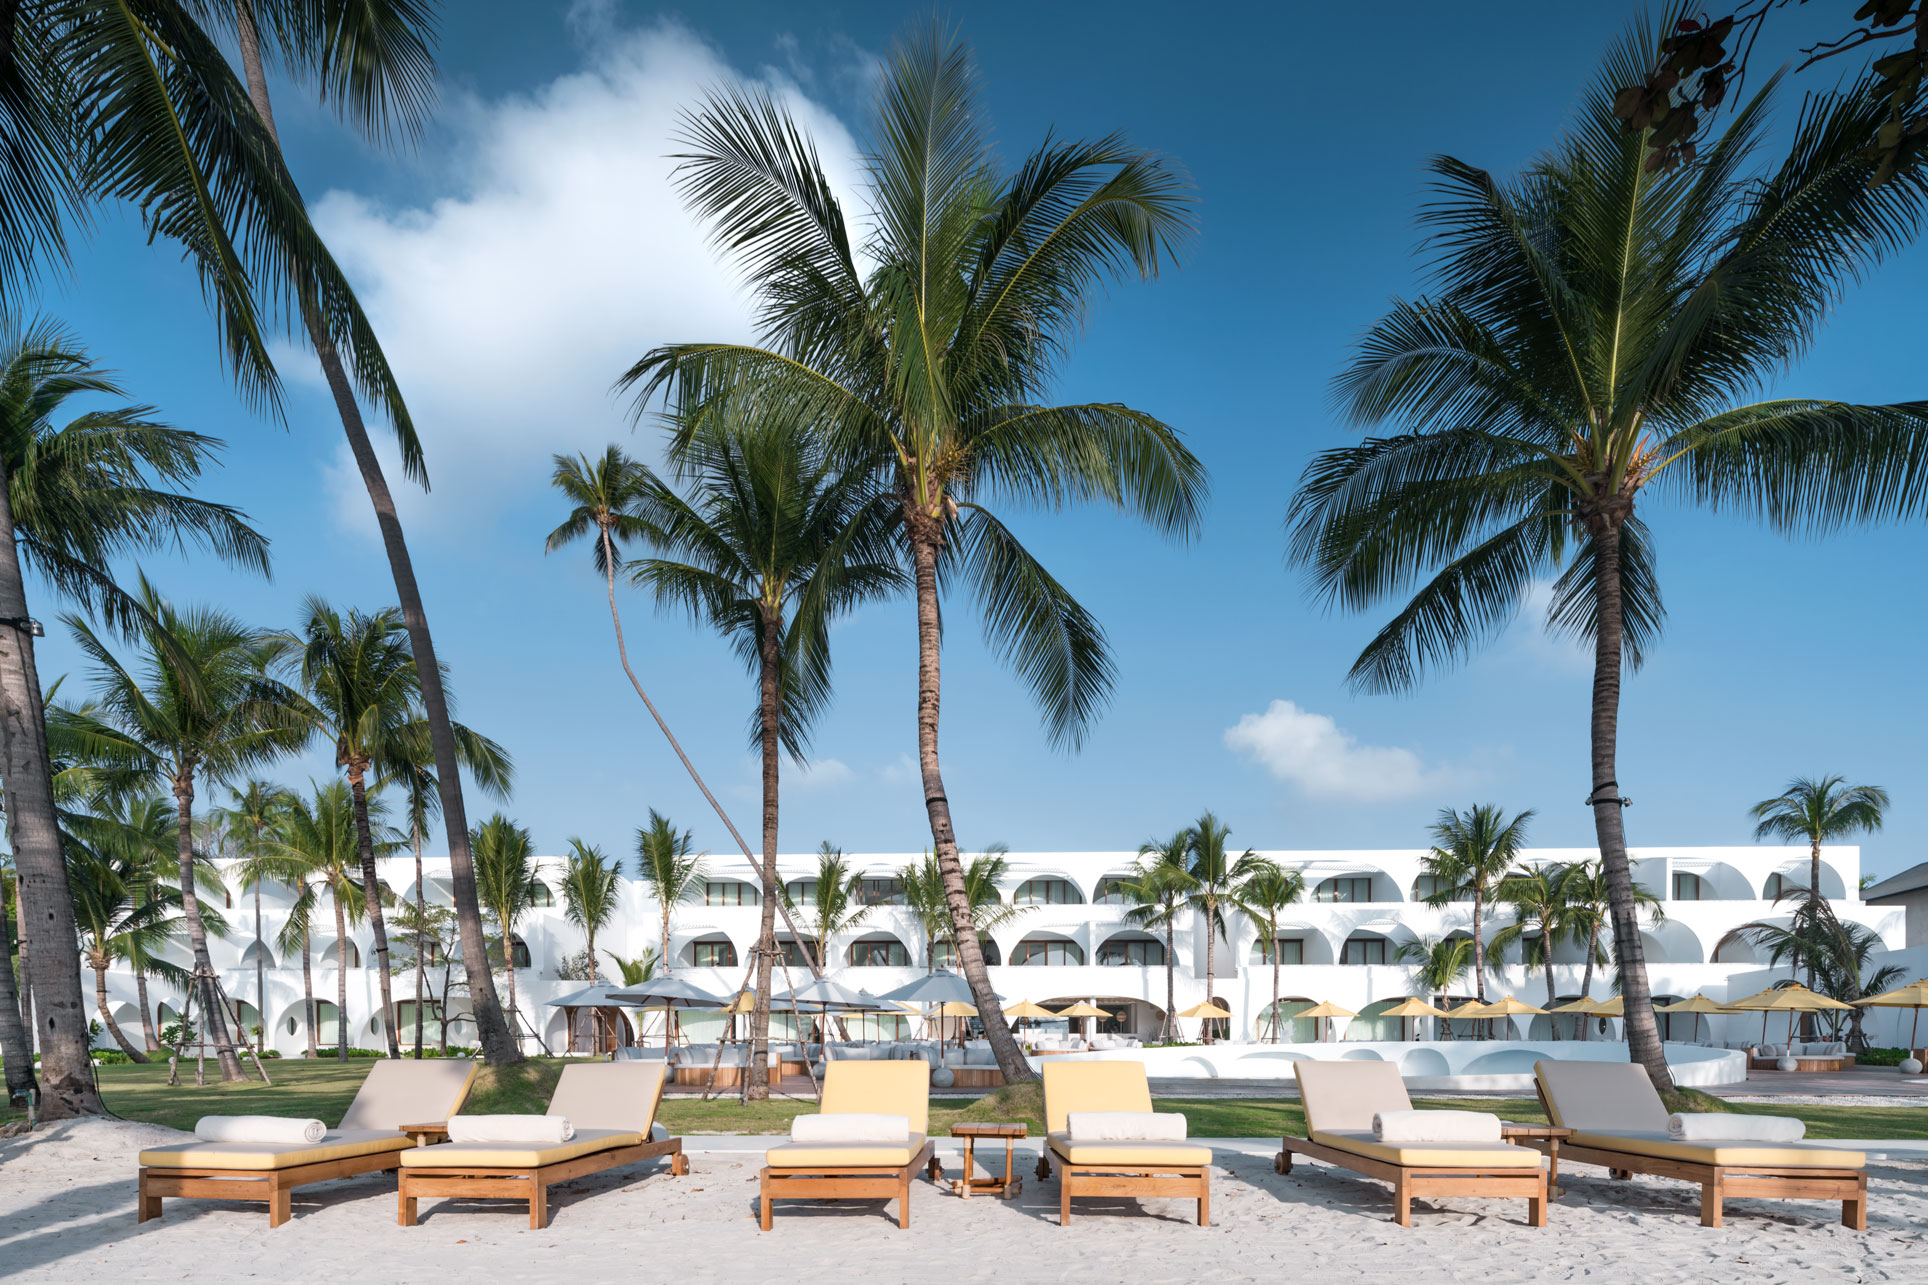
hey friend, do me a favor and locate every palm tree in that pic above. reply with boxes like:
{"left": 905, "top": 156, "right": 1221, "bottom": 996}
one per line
{"left": 559, "top": 840, "right": 622, "bottom": 986}
{"left": 626, "top": 26, "right": 1208, "bottom": 1080}
{"left": 1235, "top": 863, "right": 1306, "bottom": 1042}
{"left": 472, "top": 814, "right": 541, "bottom": 1051}
{"left": 1489, "top": 863, "right": 1574, "bottom": 1030}
{"left": 635, "top": 810, "right": 707, "bottom": 976}
{"left": 603, "top": 949, "right": 661, "bottom": 988}
{"left": 1285, "top": 21, "right": 1928, "bottom": 1092}
{"left": 1417, "top": 806, "right": 1532, "bottom": 1006}
{"left": 56, "top": 584, "right": 305, "bottom": 1080}
{"left": 280, "top": 598, "right": 512, "bottom": 1056}
{"left": 621, "top": 421, "right": 904, "bottom": 1100}
{"left": 241, "top": 783, "right": 376, "bottom": 1059}
{"left": 212, "top": 778, "right": 294, "bottom": 1057}
{"left": 1119, "top": 833, "right": 1199, "bottom": 1042}
{"left": 781, "top": 843, "right": 871, "bottom": 971}
{"left": 1559, "top": 860, "right": 1664, "bottom": 1040}
{"left": 1750, "top": 775, "right": 1887, "bottom": 920}
{"left": 1396, "top": 935, "right": 1477, "bottom": 1038}
{"left": 0, "top": 321, "right": 268, "bottom": 1114}
{"left": 65, "top": 844, "right": 189, "bottom": 1063}
{"left": 900, "top": 847, "right": 1027, "bottom": 971}
{"left": 1184, "top": 813, "right": 1267, "bottom": 1041}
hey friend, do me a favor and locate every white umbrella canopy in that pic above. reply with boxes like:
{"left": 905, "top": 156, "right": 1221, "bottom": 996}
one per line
{"left": 605, "top": 977, "right": 725, "bottom": 1007}
{"left": 874, "top": 968, "right": 1006, "bottom": 1006}
{"left": 545, "top": 984, "right": 628, "bottom": 1009}
{"left": 775, "top": 976, "right": 879, "bottom": 1010}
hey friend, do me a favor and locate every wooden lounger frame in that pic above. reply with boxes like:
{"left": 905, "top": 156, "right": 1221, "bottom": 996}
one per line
{"left": 1035, "top": 1148, "right": 1211, "bottom": 1227}
{"left": 139, "top": 1148, "right": 408, "bottom": 1229}
{"left": 1274, "top": 1136, "right": 1547, "bottom": 1228}
{"left": 399, "top": 1135, "right": 687, "bottom": 1230}
{"left": 1526, "top": 1082, "right": 1866, "bottom": 1229}
{"left": 758, "top": 1139, "right": 939, "bottom": 1230}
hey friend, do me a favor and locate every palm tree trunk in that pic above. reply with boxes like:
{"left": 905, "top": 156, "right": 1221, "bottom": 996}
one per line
{"left": 505, "top": 928, "right": 519, "bottom": 1051}
{"left": 1203, "top": 893, "right": 1216, "bottom": 1044}
{"left": 1586, "top": 519, "right": 1669, "bottom": 1094}
{"left": 907, "top": 520, "right": 1030, "bottom": 1083}
{"left": 332, "top": 889, "right": 349, "bottom": 1059}
{"left": 1578, "top": 924, "right": 1599, "bottom": 1041}
{"left": 1271, "top": 928, "right": 1281, "bottom": 1043}
{"left": 92, "top": 958, "right": 146, "bottom": 1062}
{"left": 172, "top": 773, "right": 242, "bottom": 1080}
{"left": 746, "top": 621, "right": 782, "bottom": 1102}
{"left": 1542, "top": 918, "right": 1559, "bottom": 1040}
{"left": 12, "top": 878, "right": 33, "bottom": 1065}
{"left": 412, "top": 818, "right": 425, "bottom": 1059}
{"left": 0, "top": 877, "right": 32, "bottom": 1099}
{"left": 346, "top": 771, "right": 401, "bottom": 1057}
{"left": 134, "top": 966, "right": 160, "bottom": 1052}
{"left": 253, "top": 880, "right": 265, "bottom": 1055}
{"left": 1471, "top": 891, "right": 1487, "bottom": 1004}
{"left": 301, "top": 936, "right": 317, "bottom": 1059}
{"left": 229, "top": 10, "right": 517, "bottom": 1068}
{"left": 0, "top": 459, "right": 94, "bottom": 1115}
{"left": 1163, "top": 915, "right": 1177, "bottom": 1041}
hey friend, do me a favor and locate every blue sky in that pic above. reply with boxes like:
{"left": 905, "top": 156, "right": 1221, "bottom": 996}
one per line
{"left": 28, "top": 2, "right": 1928, "bottom": 878}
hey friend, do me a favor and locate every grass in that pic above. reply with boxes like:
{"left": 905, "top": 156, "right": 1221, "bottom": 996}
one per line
{"left": 10, "top": 1059, "right": 1928, "bottom": 1142}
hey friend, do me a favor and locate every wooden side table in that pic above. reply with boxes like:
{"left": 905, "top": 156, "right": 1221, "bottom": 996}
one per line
{"left": 1501, "top": 1123, "right": 1574, "bottom": 1198}
{"left": 949, "top": 1123, "right": 1026, "bottom": 1199}
{"left": 400, "top": 1122, "right": 449, "bottom": 1147}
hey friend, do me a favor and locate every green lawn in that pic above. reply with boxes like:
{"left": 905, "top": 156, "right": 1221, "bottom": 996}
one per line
{"left": 8, "top": 1059, "right": 1928, "bottom": 1142}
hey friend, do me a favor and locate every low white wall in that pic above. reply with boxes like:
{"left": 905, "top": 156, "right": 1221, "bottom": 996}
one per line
{"left": 1040, "top": 1040, "right": 1747, "bottom": 1089}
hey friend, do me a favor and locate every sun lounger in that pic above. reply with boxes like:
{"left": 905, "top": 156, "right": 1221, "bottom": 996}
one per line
{"left": 1035, "top": 1060, "right": 1212, "bottom": 1226}
{"left": 1277, "top": 1061, "right": 1547, "bottom": 1228}
{"left": 758, "top": 1061, "right": 940, "bottom": 1230}
{"left": 398, "top": 1061, "right": 685, "bottom": 1229}
{"left": 136, "top": 1057, "right": 478, "bottom": 1228}
{"left": 1532, "top": 1060, "right": 1866, "bottom": 1228}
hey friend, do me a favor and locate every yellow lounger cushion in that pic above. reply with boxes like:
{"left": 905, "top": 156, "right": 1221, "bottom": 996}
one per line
{"left": 1041, "top": 1061, "right": 1154, "bottom": 1133}
{"left": 1566, "top": 1130, "right": 1866, "bottom": 1169}
{"left": 764, "top": 1133, "right": 928, "bottom": 1170}
{"left": 1310, "top": 1129, "right": 1544, "bottom": 1169}
{"left": 138, "top": 1129, "right": 411, "bottom": 1171}
{"left": 1047, "top": 1132, "right": 1212, "bottom": 1167}
{"left": 398, "top": 1128, "right": 645, "bottom": 1169}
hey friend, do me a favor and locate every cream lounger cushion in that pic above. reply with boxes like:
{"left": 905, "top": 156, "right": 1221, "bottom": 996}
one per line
{"left": 336, "top": 1058, "right": 480, "bottom": 1133}
{"left": 194, "top": 1115, "right": 326, "bottom": 1145}
{"left": 1373, "top": 1110, "right": 1501, "bottom": 1145}
{"left": 1042, "top": 1061, "right": 1213, "bottom": 1167}
{"left": 1310, "top": 1130, "right": 1544, "bottom": 1169}
{"left": 790, "top": 1112, "right": 909, "bottom": 1144}
{"left": 1066, "top": 1111, "right": 1186, "bottom": 1142}
{"left": 765, "top": 1061, "right": 930, "bottom": 1170}
{"left": 1534, "top": 1061, "right": 1862, "bottom": 1169}
{"left": 764, "top": 1134, "right": 930, "bottom": 1169}
{"left": 138, "top": 1130, "right": 412, "bottom": 1171}
{"left": 1047, "top": 1133, "right": 1213, "bottom": 1167}
{"left": 399, "top": 1127, "right": 645, "bottom": 1169}
{"left": 1668, "top": 1113, "right": 1802, "bottom": 1143}
{"left": 446, "top": 1114, "right": 574, "bottom": 1145}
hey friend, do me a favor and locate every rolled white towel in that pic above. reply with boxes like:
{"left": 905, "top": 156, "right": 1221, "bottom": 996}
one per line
{"left": 789, "top": 1112, "right": 910, "bottom": 1144}
{"left": 194, "top": 1115, "right": 326, "bottom": 1145}
{"left": 1371, "top": 1110, "right": 1502, "bottom": 1144}
{"left": 1667, "top": 1113, "right": 1804, "bottom": 1142}
{"left": 1065, "top": 1111, "right": 1187, "bottom": 1142}
{"left": 446, "top": 1114, "right": 575, "bottom": 1145}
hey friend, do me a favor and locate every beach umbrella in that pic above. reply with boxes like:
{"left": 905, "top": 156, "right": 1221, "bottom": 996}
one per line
{"left": 546, "top": 984, "right": 631, "bottom": 1054}
{"left": 1003, "top": 999, "right": 1055, "bottom": 1033}
{"left": 1379, "top": 997, "right": 1449, "bottom": 1041}
{"left": 1726, "top": 983, "right": 1853, "bottom": 1049}
{"left": 1855, "top": 979, "right": 1928, "bottom": 1053}
{"left": 937, "top": 1001, "right": 979, "bottom": 1017}
{"left": 1297, "top": 999, "right": 1356, "bottom": 1043}
{"left": 1471, "top": 995, "right": 1546, "bottom": 1041}
{"left": 1657, "top": 993, "right": 1736, "bottom": 1044}
{"left": 606, "top": 976, "right": 726, "bottom": 1051}
{"left": 874, "top": 968, "right": 1004, "bottom": 1006}
{"left": 1058, "top": 1000, "right": 1114, "bottom": 1042}
{"left": 1546, "top": 995, "right": 1608, "bottom": 1039}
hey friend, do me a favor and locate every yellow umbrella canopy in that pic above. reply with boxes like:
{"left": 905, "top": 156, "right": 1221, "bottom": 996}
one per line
{"left": 1175, "top": 1000, "right": 1231, "bottom": 1019}
{"left": 1481, "top": 995, "right": 1549, "bottom": 1016}
{"left": 1448, "top": 999, "right": 1490, "bottom": 1017}
{"left": 1658, "top": 994, "right": 1736, "bottom": 1014}
{"left": 1003, "top": 1000, "right": 1057, "bottom": 1019}
{"left": 1591, "top": 997, "right": 1625, "bottom": 1017}
{"left": 936, "top": 1001, "right": 979, "bottom": 1018}
{"left": 711, "top": 991, "right": 758, "bottom": 1015}
{"left": 1380, "top": 998, "right": 1449, "bottom": 1018}
{"left": 1547, "top": 996, "right": 1606, "bottom": 1014}
{"left": 1296, "top": 1000, "right": 1357, "bottom": 1019}
{"left": 1057, "top": 1002, "right": 1114, "bottom": 1018}
{"left": 1726, "top": 983, "right": 1851, "bottom": 1047}
{"left": 1856, "top": 979, "right": 1928, "bottom": 1049}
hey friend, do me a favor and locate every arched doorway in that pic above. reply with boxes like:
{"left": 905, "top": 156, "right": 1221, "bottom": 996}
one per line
{"left": 1259, "top": 997, "right": 1319, "bottom": 1042}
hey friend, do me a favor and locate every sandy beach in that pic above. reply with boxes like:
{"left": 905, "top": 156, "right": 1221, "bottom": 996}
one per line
{"left": 4, "top": 1120, "right": 1924, "bottom": 1283}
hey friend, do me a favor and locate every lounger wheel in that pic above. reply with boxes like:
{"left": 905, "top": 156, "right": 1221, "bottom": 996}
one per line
{"left": 927, "top": 1156, "right": 943, "bottom": 1183}
{"left": 1275, "top": 1150, "right": 1291, "bottom": 1175}
{"left": 673, "top": 1153, "right": 690, "bottom": 1176}
{"left": 1035, "top": 1155, "right": 1051, "bottom": 1181}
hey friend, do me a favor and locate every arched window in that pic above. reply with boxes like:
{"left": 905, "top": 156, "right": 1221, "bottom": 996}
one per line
{"left": 848, "top": 937, "right": 910, "bottom": 967}
{"left": 1763, "top": 873, "right": 1797, "bottom": 900}
{"left": 784, "top": 880, "right": 817, "bottom": 905}
{"left": 1250, "top": 937, "right": 1305, "bottom": 965}
{"left": 855, "top": 879, "right": 906, "bottom": 906}
{"left": 704, "top": 880, "right": 760, "bottom": 906}
{"left": 930, "top": 937, "right": 1001, "bottom": 968}
{"left": 528, "top": 882, "right": 556, "bottom": 908}
{"left": 1314, "top": 876, "right": 1374, "bottom": 903}
{"left": 1096, "top": 936, "right": 1165, "bottom": 966}
{"left": 322, "top": 940, "right": 361, "bottom": 968}
{"left": 509, "top": 935, "right": 531, "bottom": 969}
{"left": 692, "top": 938, "right": 737, "bottom": 968}
{"left": 1339, "top": 933, "right": 1388, "bottom": 965}
{"left": 1411, "top": 875, "right": 1469, "bottom": 902}
{"left": 777, "top": 938, "right": 822, "bottom": 968}
{"left": 1092, "top": 878, "right": 1132, "bottom": 906}
{"left": 1011, "top": 937, "right": 1085, "bottom": 966}
{"left": 1013, "top": 879, "right": 1083, "bottom": 905}
{"left": 1673, "top": 872, "right": 1707, "bottom": 901}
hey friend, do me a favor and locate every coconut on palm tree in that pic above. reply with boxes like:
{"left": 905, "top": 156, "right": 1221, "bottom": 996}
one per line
{"left": 56, "top": 584, "right": 305, "bottom": 1080}
{"left": 627, "top": 25, "right": 1207, "bottom": 1080}
{"left": 1750, "top": 775, "right": 1887, "bottom": 919}
{"left": 635, "top": 810, "right": 706, "bottom": 977}
{"left": 1184, "top": 813, "right": 1267, "bottom": 1042}
{"left": 1235, "top": 863, "right": 1306, "bottom": 1042}
{"left": 1417, "top": 806, "right": 1533, "bottom": 1006}
{"left": 1118, "top": 833, "right": 1199, "bottom": 1042}
{"left": 620, "top": 421, "right": 904, "bottom": 1099}
{"left": 1286, "top": 20, "right": 1928, "bottom": 1091}
{"left": 1489, "top": 862, "right": 1575, "bottom": 1030}
{"left": 0, "top": 322, "right": 267, "bottom": 1112}
{"left": 472, "top": 814, "right": 542, "bottom": 1051}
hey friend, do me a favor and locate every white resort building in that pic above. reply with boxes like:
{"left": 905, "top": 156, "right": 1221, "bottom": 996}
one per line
{"left": 95, "top": 842, "right": 1918, "bottom": 1062}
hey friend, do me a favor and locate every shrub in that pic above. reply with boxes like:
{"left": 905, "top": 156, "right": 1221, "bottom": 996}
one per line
{"left": 92, "top": 1050, "right": 133, "bottom": 1065}
{"left": 1855, "top": 1046, "right": 1908, "bottom": 1067}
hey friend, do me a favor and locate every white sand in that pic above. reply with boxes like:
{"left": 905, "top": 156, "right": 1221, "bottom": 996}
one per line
{"left": 4, "top": 1119, "right": 1924, "bottom": 1282}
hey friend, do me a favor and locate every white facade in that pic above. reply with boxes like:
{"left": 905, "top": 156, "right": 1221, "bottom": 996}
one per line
{"left": 88, "top": 844, "right": 1910, "bottom": 1057}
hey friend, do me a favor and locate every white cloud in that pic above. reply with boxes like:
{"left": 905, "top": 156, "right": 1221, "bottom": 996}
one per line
{"left": 1502, "top": 580, "right": 1593, "bottom": 675}
{"left": 790, "top": 757, "right": 853, "bottom": 791}
{"left": 1223, "top": 700, "right": 1462, "bottom": 802}
{"left": 309, "top": 17, "right": 866, "bottom": 538}
{"left": 880, "top": 753, "right": 918, "bottom": 787}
